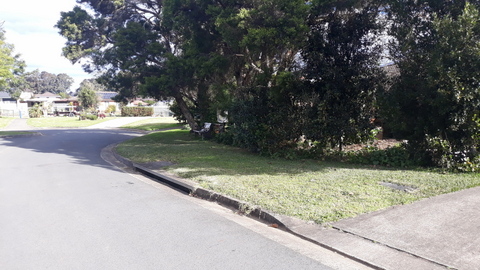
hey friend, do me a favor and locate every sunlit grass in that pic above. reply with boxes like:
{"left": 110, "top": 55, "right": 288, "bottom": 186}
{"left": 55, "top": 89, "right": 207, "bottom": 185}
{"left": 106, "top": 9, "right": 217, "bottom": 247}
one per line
{"left": 121, "top": 117, "right": 183, "bottom": 131}
{"left": 27, "top": 116, "right": 112, "bottom": 128}
{"left": 116, "top": 129, "right": 480, "bottom": 224}
{"left": 0, "top": 131, "right": 36, "bottom": 136}
{"left": 0, "top": 117, "right": 14, "bottom": 128}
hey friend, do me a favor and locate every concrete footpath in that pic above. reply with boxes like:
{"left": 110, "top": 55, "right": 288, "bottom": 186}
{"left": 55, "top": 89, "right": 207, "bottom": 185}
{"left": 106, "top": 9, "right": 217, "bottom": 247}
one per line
{"left": 3, "top": 118, "right": 34, "bottom": 131}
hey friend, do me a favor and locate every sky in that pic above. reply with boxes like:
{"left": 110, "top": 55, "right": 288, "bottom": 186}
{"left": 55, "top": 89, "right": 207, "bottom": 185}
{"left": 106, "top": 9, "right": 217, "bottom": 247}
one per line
{"left": 0, "top": 0, "right": 92, "bottom": 91}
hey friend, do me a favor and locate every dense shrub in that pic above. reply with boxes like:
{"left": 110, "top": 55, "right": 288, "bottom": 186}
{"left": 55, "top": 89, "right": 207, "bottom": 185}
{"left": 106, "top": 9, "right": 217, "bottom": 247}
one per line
{"left": 79, "top": 113, "right": 98, "bottom": 120}
{"left": 346, "top": 145, "right": 414, "bottom": 168}
{"left": 105, "top": 104, "right": 116, "bottom": 114}
{"left": 121, "top": 106, "right": 153, "bottom": 117}
{"left": 29, "top": 104, "right": 43, "bottom": 118}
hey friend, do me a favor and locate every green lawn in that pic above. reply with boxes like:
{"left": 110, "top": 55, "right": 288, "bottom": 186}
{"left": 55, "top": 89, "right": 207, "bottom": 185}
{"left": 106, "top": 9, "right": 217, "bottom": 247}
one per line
{"left": 27, "top": 117, "right": 112, "bottom": 128}
{"left": 0, "top": 131, "right": 37, "bottom": 137}
{"left": 121, "top": 117, "right": 182, "bottom": 131}
{"left": 116, "top": 129, "right": 480, "bottom": 224}
{"left": 0, "top": 117, "right": 14, "bottom": 128}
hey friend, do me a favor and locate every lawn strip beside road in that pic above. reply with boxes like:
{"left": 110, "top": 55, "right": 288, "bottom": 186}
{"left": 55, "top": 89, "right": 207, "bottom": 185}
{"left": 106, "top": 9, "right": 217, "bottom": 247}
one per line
{"left": 116, "top": 129, "right": 480, "bottom": 224}
{"left": 0, "top": 117, "right": 14, "bottom": 128}
{"left": 27, "top": 116, "right": 112, "bottom": 128}
{"left": 0, "top": 131, "right": 38, "bottom": 137}
{"left": 120, "top": 117, "right": 183, "bottom": 131}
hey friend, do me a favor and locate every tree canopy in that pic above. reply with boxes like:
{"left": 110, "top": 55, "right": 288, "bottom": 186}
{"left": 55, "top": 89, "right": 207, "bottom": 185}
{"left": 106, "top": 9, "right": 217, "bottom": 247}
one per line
{"left": 21, "top": 70, "right": 74, "bottom": 94}
{"left": 56, "top": 0, "right": 480, "bottom": 169}
{"left": 0, "top": 23, "right": 25, "bottom": 92}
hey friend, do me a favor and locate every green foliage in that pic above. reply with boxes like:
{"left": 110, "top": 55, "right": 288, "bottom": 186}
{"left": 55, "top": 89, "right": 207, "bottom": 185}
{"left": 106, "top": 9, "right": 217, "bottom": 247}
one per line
{"left": 225, "top": 74, "right": 304, "bottom": 156}
{"left": 79, "top": 113, "right": 98, "bottom": 120}
{"left": 78, "top": 78, "right": 105, "bottom": 93}
{"left": 105, "top": 104, "right": 116, "bottom": 114}
{"left": 77, "top": 86, "right": 99, "bottom": 110}
{"left": 55, "top": 0, "right": 480, "bottom": 168}
{"left": 121, "top": 106, "right": 153, "bottom": 117}
{"left": 301, "top": 0, "right": 383, "bottom": 150}
{"left": 22, "top": 70, "right": 73, "bottom": 94}
{"left": 28, "top": 104, "right": 43, "bottom": 118}
{"left": 382, "top": 2, "right": 480, "bottom": 167}
{"left": 346, "top": 145, "right": 414, "bottom": 168}
{"left": 0, "top": 24, "right": 25, "bottom": 91}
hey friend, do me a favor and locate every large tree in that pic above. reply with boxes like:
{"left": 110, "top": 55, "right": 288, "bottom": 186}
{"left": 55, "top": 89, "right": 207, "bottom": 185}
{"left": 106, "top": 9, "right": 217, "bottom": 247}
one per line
{"left": 56, "top": 1, "right": 206, "bottom": 129}
{"left": 56, "top": 0, "right": 310, "bottom": 130}
{"left": 24, "top": 70, "right": 73, "bottom": 94}
{"left": 301, "top": 0, "right": 384, "bottom": 150}
{"left": 0, "top": 24, "right": 25, "bottom": 92}
{"left": 77, "top": 84, "right": 99, "bottom": 110}
{"left": 381, "top": 1, "right": 480, "bottom": 166}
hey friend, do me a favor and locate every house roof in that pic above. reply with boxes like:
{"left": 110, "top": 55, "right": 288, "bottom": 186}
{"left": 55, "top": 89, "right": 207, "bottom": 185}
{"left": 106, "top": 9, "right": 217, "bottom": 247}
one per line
{"left": 96, "top": 91, "right": 118, "bottom": 101}
{"left": 34, "top": 92, "right": 61, "bottom": 98}
{"left": 0, "top": 91, "right": 11, "bottom": 99}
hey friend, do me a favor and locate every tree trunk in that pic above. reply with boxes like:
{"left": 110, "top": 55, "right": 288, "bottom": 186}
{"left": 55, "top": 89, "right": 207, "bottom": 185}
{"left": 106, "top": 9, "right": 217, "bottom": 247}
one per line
{"left": 174, "top": 92, "right": 198, "bottom": 130}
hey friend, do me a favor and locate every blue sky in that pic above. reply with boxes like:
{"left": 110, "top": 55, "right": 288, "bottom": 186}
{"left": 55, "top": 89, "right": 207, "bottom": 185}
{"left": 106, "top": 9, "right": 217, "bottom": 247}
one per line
{"left": 0, "top": 1, "right": 92, "bottom": 91}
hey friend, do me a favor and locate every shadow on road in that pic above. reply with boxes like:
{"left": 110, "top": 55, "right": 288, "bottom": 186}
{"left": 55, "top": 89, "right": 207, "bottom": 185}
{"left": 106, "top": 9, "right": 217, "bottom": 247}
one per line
{"left": 0, "top": 128, "right": 143, "bottom": 172}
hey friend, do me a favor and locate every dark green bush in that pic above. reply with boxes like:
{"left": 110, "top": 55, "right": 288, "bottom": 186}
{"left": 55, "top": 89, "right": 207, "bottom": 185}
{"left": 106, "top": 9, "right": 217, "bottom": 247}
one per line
{"left": 121, "top": 106, "right": 153, "bottom": 117}
{"left": 346, "top": 145, "right": 415, "bottom": 168}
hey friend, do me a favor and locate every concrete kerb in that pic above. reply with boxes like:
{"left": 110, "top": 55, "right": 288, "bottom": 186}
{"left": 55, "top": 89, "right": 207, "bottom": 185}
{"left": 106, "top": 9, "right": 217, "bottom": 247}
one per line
{"left": 112, "top": 145, "right": 283, "bottom": 223}
{"left": 107, "top": 143, "right": 450, "bottom": 270}
{"left": 109, "top": 143, "right": 301, "bottom": 226}
{"left": 108, "top": 143, "right": 383, "bottom": 268}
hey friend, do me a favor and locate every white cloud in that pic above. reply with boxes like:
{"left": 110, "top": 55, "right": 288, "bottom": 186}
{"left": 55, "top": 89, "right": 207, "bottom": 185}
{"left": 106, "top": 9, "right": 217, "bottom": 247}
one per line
{"left": 0, "top": 0, "right": 92, "bottom": 91}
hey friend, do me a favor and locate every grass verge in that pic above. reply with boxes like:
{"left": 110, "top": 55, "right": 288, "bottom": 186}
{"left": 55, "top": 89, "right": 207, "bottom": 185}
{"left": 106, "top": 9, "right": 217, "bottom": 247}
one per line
{"left": 0, "top": 131, "right": 36, "bottom": 137}
{"left": 0, "top": 117, "right": 14, "bottom": 128}
{"left": 27, "top": 117, "right": 111, "bottom": 128}
{"left": 116, "top": 129, "right": 480, "bottom": 224}
{"left": 121, "top": 117, "right": 182, "bottom": 131}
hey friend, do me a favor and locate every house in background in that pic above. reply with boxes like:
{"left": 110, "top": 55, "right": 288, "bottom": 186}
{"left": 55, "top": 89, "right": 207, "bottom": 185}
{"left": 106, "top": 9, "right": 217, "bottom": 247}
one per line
{"left": 96, "top": 91, "right": 121, "bottom": 114}
{"left": 125, "top": 97, "right": 173, "bottom": 117}
{"left": 0, "top": 91, "right": 29, "bottom": 118}
{"left": 0, "top": 91, "right": 15, "bottom": 103}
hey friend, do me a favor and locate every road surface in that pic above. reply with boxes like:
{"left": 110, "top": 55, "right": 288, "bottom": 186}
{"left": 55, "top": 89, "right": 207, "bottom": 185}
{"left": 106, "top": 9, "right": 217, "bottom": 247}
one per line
{"left": 0, "top": 129, "right": 368, "bottom": 269}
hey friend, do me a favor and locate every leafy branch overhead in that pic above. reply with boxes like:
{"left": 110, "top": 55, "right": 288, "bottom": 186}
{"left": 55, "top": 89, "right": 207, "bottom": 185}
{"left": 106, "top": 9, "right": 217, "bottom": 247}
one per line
{"left": 55, "top": 0, "right": 480, "bottom": 169}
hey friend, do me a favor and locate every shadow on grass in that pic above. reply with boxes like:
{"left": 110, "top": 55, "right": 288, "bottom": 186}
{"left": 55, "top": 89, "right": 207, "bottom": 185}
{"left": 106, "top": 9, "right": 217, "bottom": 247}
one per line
{"left": 123, "top": 123, "right": 183, "bottom": 131}
{"left": 117, "top": 129, "right": 423, "bottom": 178}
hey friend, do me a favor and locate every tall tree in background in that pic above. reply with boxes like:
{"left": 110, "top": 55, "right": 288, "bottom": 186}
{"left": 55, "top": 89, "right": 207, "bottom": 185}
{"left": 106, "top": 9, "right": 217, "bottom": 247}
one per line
{"left": 24, "top": 70, "right": 73, "bottom": 94}
{"left": 77, "top": 84, "right": 99, "bottom": 111}
{"left": 56, "top": 1, "right": 203, "bottom": 129}
{"left": 0, "top": 23, "right": 26, "bottom": 92}
{"left": 78, "top": 78, "right": 105, "bottom": 93}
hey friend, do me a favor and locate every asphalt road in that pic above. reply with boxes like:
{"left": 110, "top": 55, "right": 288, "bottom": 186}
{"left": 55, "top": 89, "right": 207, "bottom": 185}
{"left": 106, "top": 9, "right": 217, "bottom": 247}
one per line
{"left": 0, "top": 129, "right": 368, "bottom": 270}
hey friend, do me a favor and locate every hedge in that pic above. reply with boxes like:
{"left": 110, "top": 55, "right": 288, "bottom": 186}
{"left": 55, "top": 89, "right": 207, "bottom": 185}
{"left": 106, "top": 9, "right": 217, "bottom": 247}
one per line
{"left": 121, "top": 107, "right": 154, "bottom": 117}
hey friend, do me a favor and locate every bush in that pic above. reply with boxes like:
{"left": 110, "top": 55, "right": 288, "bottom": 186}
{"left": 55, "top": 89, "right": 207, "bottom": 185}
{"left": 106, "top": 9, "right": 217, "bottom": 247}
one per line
{"left": 29, "top": 104, "right": 43, "bottom": 118}
{"left": 121, "top": 106, "right": 153, "bottom": 117}
{"left": 79, "top": 113, "right": 98, "bottom": 120}
{"left": 346, "top": 144, "right": 415, "bottom": 168}
{"left": 105, "top": 105, "right": 116, "bottom": 114}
